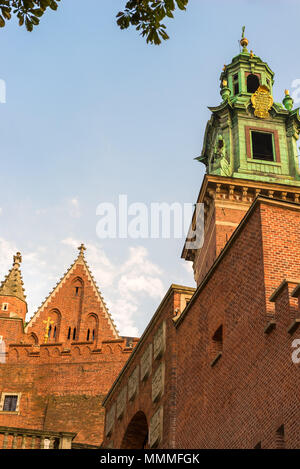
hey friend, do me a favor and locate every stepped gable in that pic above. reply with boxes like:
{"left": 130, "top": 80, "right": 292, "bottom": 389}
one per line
{"left": 24, "top": 244, "right": 119, "bottom": 343}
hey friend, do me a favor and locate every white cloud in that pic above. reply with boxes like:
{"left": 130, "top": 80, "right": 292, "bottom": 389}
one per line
{"left": 68, "top": 197, "right": 81, "bottom": 218}
{"left": 182, "top": 259, "right": 193, "bottom": 274}
{"left": 0, "top": 238, "right": 18, "bottom": 278}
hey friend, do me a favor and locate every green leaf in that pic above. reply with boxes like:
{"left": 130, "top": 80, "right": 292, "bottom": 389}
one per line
{"left": 32, "top": 8, "right": 44, "bottom": 17}
{"left": 25, "top": 17, "right": 33, "bottom": 31}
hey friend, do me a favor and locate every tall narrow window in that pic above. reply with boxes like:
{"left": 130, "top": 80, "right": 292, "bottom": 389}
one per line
{"left": 3, "top": 395, "right": 18, "bottom": 412}
{"left": 75, "top": 286, "right": 80, "bottom": 296}
{"left": 276, "top": 425, "right": 285, "bottom": 449}
{"left": 67, "top": 327, "right": 71, "bottom": 340}
{"left": 233, "top": 73, "right": 239, "bottom": 95}
{"left": 251, "top": 131, "right": 274, "bottom": 162}
{"left": 53, "top": 326, "right": 56, "bottom": 339}
{"left": 213, "top": 325, "right": 223, "bottom": 353}
{"left": 247, "top": 74, "right": 259, "bottom": 93}
{"left": 48, "top": 325, "right": 52, "bottom": 339}
{"left": 92, "top": 329, "right": 95, "bottom": 341}
{"left": 211, "top": 325, "right": 223, "bottom": 366}
{"left": 73, "top": 328, "right": 76, "bottom": 340}
{"left": 86, "top": 329, "right": 90, "bottom": 341}
{"left": 2, "top": 303, "right": 8, "bottom": 311}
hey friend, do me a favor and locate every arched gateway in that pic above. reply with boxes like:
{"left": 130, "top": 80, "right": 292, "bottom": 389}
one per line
{"left": 121, "top": 411, "right": 148, "bottom": 449}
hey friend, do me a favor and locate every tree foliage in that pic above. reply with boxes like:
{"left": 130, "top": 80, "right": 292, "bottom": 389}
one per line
{"left": 116, "top": 0, "right": 189, "bottom": 45}
{"left": 0, "top": 0, "right": 189, "bottom": 44}
{"left": 0, "top": 0, "right": 60, "bottom": 31}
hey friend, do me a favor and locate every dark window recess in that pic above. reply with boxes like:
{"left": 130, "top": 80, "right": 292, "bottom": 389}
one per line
{"left": 48, "top": 325, "right": 52, "bottom": 338}
{"left": 73, "top": 328, "right": 76, "bottom": 340}
{"left": 53, "top": 326, "right": 56, "bottom": 339}
{"left": 233, "top": 74, "right": 239, "bottom": 95}
{"left": 87, "top": 329, "right": 90, "bottom": 341}
{"left": 247, "top": 74, "right": 260, "bottom": 93}
{"left": 276, "top": 425, "right": 285, "bottom": 449}
{"left": 212, "top": 325, "right": 223, "bottom": 354}
{"left": 53, "top": 439, "right": 60, "bottom": 449}
{"left": 251, "top": 131, "right": 274, "bottom": 161}
{"left": 75, "top": 287, "right": 80, "bottom": 296}
{"left": 3, "top": 395, "right": 18, "bottom": 412}
{"left": 67, "top": 327, "right": 71, "bottom": 340}
{"left": 92, "top": 329, "right": 95, "bottom": 341}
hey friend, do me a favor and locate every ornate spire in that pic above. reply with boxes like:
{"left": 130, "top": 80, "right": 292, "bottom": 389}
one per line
{"left": 240, "top": 26, "right": 249, "bottom": 53}
{"left": 0, "top": 252, "right": 26, "bottom": 302}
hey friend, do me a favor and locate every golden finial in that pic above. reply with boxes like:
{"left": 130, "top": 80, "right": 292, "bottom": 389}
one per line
{"left": 285, "top": 89, "right": 290, "bottom": 96}
{"left": 240, "top": 26, "right": 249, "bottom": 52}
{"left": 222, "top": 64, "right": 226, "bottom": 72}
{"left": 250, "top": 50, "right": 254, "bottom": 58}
{"left": 78, "top": 243, "right": 86, "bottom": 257}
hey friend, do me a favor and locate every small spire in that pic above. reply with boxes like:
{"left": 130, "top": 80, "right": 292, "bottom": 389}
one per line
{"left": 78, "top": 243, "right": 86, "bottom": 257}
{"left": 0, "top": 252, "right": 26, "bottom": 302}
{"left": 240, "top": 26, "right": 249, "bottom": 53}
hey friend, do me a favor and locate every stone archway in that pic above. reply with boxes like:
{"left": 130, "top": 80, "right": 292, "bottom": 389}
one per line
{"left": 121, "top": 411, "right": 148, "bottom": 449}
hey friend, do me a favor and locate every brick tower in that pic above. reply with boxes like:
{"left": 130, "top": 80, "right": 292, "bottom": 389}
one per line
{"left": 0, "top": 253, "right": 27, "bottom": 346}
{"left": 182, "top": 28, "right": 300, "bottom": 285}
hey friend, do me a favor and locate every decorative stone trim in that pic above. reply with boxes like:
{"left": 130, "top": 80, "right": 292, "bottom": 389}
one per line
{"left": 140, "top": 344, "right": 152, "bottom": 382}
{"left": 128, "top": 366, "right": 139, "bottom": 402}
{"left": 153, "top": 321, "right": 166, "bottom": 361}
{"left": 105, "top": 403, "right": 116, "bottom": 437}
{"left": 149, "top": 406, "right": 163, "bottom": 448}
{"left": 116, "top": 386, "right": 127, "bottom": 420}
{"left": 152, "top": 362, "right": 165, "bottom": 403}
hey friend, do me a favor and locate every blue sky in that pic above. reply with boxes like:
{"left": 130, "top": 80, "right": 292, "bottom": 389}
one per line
{"left": 0, "top": 0, "right": 299, "bottom": 336}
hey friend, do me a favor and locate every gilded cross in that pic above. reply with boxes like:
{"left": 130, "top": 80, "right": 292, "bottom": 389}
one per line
{"left": 43, "top": 317, "right": 54, "bottom": 344}
{"left": 78, "top": 243, "right": 86, "bottom": 257}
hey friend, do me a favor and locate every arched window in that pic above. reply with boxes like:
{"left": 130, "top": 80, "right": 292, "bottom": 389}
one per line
{"left": 247, "top": 74, "right": 259, "bottom": 93}
{"left": 67, "top": 327, "right": 71, "bottom": 340}
{"left": 53, "top": 326, "right": 56, "bottom": 339}
{"left": 86, "top": 329, "right": 90, "bottom": 341}
{"left": 72, "top": 277, "right": 83, "bottom": 298}
{"left": 48, "top": 325, "right": 52, "bottom": 338}
{"left": 73, "top": 328, "right": 76, "bottom": 340}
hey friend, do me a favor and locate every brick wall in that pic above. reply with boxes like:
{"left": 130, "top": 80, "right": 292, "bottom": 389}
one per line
{"left": 102, "top": 286, "right": 195, "bottom": 450}
{"left": 175, "top": 199, "right": 300, "bottom": 448}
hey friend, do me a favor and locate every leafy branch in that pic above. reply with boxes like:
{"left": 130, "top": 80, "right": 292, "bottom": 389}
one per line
{"left": 117, "top": 0, "right": 189, "bottom": 45}
{"left": 0, "top": 0, "right": 60, "bottom": 31}
{"left": 0, "top": 0, "right": 188, "bottom": 44}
